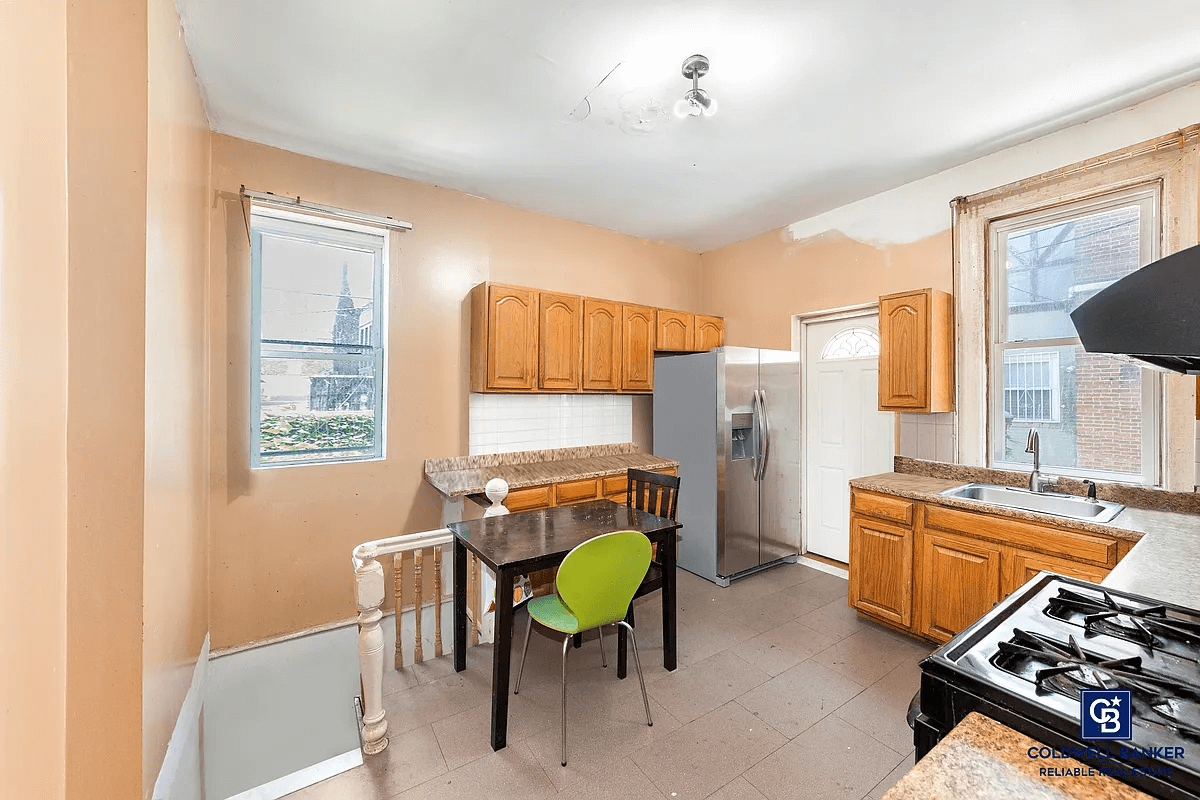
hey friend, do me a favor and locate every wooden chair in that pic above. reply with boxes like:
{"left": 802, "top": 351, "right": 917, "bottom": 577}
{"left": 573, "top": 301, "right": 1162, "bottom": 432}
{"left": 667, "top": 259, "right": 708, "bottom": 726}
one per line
{"left": 618, "top": 468, "right": 680, "bottom": 677}
{"left": 626, "top": 468, "right": 680, "bottom": 522}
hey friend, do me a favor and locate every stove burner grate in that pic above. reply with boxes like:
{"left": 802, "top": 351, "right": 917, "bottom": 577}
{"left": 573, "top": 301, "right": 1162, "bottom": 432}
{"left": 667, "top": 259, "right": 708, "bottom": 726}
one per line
{"left": 992, "top": 628, "right": 1200, "bottom": 741}
{"left": 1046, "top": 588, "right": 1200, "bottom": 653}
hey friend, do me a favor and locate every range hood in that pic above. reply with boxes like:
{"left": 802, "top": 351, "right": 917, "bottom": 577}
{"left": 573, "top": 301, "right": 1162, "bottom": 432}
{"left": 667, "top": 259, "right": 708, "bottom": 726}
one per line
{"left": 1069, "top": 242, "right": 1200, "bottom": 375}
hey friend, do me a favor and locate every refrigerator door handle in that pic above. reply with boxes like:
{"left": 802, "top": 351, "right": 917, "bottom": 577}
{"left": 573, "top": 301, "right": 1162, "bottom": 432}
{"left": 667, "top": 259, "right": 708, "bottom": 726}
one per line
{"left": 751, "top": 389, "right": 761, "bottom": 482}
{"left": 759, "top": 388, "right": 771, "bottom": 477}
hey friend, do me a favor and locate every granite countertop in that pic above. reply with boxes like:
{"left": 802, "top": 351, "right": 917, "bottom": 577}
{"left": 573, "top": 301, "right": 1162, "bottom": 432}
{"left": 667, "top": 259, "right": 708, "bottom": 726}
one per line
{"left": 424, "top": 443, "right": 677, "bottom": 498}
{"left": 850, "top": 469, "right": 1200, "bottom": 611}
{"left": 883, "top": 713, "right": 1150, "bottom": 800}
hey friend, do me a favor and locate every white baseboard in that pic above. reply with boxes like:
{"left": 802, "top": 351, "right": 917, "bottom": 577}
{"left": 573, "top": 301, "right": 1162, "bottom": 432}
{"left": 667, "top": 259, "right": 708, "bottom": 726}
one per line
{"left": 152, "top": 633, "right": 210, "bottom": 800}
{"left": 797, "top": 556, "right": 849, "bottom": 580}
{"left": 223, "top": 749, "right": 363, "bottom": 800}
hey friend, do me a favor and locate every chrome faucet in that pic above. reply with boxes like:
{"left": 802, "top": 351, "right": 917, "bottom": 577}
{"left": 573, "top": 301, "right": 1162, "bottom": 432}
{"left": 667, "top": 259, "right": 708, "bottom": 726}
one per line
{"left": 1025, "top": 429, "right": 1059, "bottom": 493}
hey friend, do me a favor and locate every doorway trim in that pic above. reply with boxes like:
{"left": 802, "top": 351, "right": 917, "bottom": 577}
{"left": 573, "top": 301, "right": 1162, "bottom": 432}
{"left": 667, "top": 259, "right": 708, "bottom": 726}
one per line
{"left": 792, "top": 302, "right": 881, "bottom": 559}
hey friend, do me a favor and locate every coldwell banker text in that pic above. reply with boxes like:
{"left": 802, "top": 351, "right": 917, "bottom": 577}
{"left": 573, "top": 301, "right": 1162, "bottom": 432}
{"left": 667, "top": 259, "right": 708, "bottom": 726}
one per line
{"left": 1027, "top": 746, "right": 1186, "bottom": 780}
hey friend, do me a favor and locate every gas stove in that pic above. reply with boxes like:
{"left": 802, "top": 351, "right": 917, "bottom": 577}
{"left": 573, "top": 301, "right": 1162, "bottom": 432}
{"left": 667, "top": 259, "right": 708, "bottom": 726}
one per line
{"left": 916, "top": 573, "right": 1200, "bottom": 799}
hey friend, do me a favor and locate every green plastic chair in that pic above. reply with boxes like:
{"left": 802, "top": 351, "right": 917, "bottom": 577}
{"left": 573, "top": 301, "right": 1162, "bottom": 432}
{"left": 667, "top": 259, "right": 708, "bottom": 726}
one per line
{"left": 513, "top": 530, "right": 654, "bottom": 766}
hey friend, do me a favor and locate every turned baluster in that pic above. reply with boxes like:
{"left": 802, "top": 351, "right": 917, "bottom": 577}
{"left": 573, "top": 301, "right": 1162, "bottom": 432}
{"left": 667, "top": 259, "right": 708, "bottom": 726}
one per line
{"left": 354, "top": 543, "right": 389, "bottom": 754}
{"left": 393, "top": 553, "right": 403, "bottom": 669}
{"left": 413, "top": 548, "right": 425, "bottom": 663}
{"left": 433, "top": 545, "right": 444, "bottom": 657}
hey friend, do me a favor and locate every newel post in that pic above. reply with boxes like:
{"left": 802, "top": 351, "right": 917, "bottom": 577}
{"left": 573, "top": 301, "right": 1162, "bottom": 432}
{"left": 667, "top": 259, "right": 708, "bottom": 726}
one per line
{"left": 354, "top": 543, "right": 389, "bottom": 754}
{"left": 484, "top": 478, "right": 510, "bottom": 516}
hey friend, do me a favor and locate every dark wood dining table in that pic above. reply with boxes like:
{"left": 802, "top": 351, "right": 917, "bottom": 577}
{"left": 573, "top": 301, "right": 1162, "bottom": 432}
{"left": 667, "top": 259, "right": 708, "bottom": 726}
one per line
{"left": 450, "top": 499, "right": 682, "bottom": 751}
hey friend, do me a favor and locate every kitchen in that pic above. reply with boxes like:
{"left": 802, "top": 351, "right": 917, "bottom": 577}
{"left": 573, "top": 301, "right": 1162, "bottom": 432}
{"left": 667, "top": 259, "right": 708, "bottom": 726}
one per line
{"left": 7, "top": 3, "right": 1200, "bottom": 800}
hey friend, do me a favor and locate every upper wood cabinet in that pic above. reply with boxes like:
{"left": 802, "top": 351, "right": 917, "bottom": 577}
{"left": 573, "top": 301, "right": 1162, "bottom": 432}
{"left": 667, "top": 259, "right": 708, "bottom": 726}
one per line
{"left": 470, "top": 283, "right": 539, "bottom": 392}
{"left": 539, "top": 292, "right": 582, "bottom": 391}
{"left": 879, "top": 288, "right": 954, "bottom": 412}
{"left": 582, "top": 299, "right": 621, "bottom": 391}
{"left": 656, "top": 310, "right": 695, "bottom": 351}
{"left": 695, "top": 315, "right": 725, "bottom": 351}
{"left": 470, "top": 281, "right": 722, "bottom": 393}
{"left": 621, "top": 304, "right": 655, "bottom": 392}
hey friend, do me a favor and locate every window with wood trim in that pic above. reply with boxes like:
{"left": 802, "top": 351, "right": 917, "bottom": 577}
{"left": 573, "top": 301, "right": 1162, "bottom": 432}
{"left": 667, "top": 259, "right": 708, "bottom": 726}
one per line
{"left": 989, "top": 185, "right": 1160, "bottom": 483}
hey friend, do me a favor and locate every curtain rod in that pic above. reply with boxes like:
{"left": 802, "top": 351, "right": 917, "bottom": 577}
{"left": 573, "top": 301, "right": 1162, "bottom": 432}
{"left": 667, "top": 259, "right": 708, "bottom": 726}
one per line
{"left": 240, "top": 186, "right": 413, "bottom": 232}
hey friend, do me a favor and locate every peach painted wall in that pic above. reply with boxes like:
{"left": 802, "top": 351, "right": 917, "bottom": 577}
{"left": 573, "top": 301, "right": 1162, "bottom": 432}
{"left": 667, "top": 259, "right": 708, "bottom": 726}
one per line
{"left": 0, "top": 2, "right": 70, "bottom": 799}
{"left": 64, "top": 0, "right": 149, "bottom": 796}
{"left": 207, "top": 135, "right": 703, "bottom": 649}
{"left": 142, "top": 0, "right": 211, "bottom": 791}
{"left": 700, "top": 227, "right": 952, "bottom": 349}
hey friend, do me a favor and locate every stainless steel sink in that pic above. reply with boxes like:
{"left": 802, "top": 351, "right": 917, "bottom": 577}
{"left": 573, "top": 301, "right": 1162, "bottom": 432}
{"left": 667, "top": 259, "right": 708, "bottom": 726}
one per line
{"left": 938, "top": 483, "right": 1125, "bottom": 524}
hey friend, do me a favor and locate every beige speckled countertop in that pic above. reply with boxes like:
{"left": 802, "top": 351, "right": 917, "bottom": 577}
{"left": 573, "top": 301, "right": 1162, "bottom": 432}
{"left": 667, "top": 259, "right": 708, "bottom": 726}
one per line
{"left": 424, "top": 443, "right": 677, "bottom": 498}
{"left": 884, "top": 713, "right": 1150, "bottom": 799}
{"left": 850, "top": 470, "right": 1200, "bottom": 611}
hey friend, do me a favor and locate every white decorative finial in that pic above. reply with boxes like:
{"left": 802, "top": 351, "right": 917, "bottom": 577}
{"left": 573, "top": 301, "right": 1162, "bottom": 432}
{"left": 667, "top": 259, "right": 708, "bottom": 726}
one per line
{"left": 484, "top": 478, "right": 510, "bottom": 516}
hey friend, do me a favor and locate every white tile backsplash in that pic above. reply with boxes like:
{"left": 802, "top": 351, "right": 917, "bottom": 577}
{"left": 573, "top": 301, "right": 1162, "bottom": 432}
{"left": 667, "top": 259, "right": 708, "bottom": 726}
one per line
{"left": 1194, "top": 419, "right": 1199, "bottom": 489}
{"left": 468, "top": 393, "right": 634, "bottom": 456}
{"left": 899, "top": 411, "right": 958, "bottom": 463}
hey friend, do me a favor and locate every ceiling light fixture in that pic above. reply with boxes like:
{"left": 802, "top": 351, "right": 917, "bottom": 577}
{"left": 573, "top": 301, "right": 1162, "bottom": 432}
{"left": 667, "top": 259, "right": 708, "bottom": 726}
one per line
{"left": 673, "top": 54, "right": 717, "bottom": 118}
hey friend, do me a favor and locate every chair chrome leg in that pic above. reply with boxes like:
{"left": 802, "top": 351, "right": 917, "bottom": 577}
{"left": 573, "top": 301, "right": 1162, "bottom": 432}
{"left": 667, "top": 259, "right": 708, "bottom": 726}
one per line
{"left": 597, "top": 625, "right": 608, "bottom": 668}
{"left": 617, "top": 620, "right": 653, "bottom": 727}
{"left": 561, "top": 634, "right": 571, "bottom": 766}
{"left": 514, "top": 615, "right": 533, "bottom": 695}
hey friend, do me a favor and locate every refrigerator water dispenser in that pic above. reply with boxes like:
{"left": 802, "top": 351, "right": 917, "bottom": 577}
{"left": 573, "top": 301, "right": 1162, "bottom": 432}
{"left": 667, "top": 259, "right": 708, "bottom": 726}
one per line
{"left": 730, "top": 413, "right": 754, "bottom": 461}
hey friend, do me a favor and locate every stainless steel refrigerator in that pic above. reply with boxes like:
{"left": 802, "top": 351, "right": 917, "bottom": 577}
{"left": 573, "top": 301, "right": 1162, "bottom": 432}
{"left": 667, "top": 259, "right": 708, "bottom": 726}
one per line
{"left": 653, "top": 347, "right": 800, "bottom": 586}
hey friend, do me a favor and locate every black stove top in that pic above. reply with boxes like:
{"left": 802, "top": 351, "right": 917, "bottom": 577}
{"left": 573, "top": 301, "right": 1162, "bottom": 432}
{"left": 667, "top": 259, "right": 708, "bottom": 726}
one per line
{"left": 917, "top": 573, "right": 1200, "bottom": 799}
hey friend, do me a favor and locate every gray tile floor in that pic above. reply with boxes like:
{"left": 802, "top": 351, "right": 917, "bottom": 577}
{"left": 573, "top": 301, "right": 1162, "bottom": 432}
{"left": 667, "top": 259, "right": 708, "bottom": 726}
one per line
{"left": 291, "top": 564, "right": 934, "bottom": 800}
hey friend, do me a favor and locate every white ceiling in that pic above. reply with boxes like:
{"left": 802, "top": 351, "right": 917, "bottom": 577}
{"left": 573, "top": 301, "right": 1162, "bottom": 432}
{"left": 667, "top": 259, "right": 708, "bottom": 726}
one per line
{"left": 178, "top": 1, "right": 1200, "bottom": 252}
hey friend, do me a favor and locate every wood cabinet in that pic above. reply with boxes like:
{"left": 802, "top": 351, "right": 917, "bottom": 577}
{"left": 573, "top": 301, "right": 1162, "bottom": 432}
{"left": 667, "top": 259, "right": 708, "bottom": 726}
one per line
{"left": 470, "top": 283, "right": 539, "bottom": 391}
{"left": 553, "top": 478, "right": 600, "bottom": 505}
{"left": 539, "top": 292, "right": 582, "bottom": 391}
{"left": 878, "top": 288, "right": 954, "bottom": 412}
{"left": 582, "top": 299, "right": 621, "bottom": 391}
{"left": 1004, "top": 549, "right": 1110, "bottom": 596}
{"left": 470, "top": 281, "right": 722, "bottom": 394}
{"left": 621, "top": 304, "right": 656, "bottom": 392}
{"left": 695, "top": 315, "right": 725, "bottom": 351}
{"left": 848, "top": 488, "right": 1123, "bottom": 645}
{"left": 916, "top": 528, "right": 1003, "bottom": 644}
{"left": 656, "top": 310, "right": 695, "bottom": 351}
{"left": 849, "top": 513, "right": 913, "bottom": 628}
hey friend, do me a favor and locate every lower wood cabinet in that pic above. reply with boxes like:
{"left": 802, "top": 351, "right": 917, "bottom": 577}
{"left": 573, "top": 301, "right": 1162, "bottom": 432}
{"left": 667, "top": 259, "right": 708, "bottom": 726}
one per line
{"left": 849, "top": 489, "right": 1122, "bottom": 645}
{"left": 848, "top": 515, "right": 913, "bottom": 628}
{"left": 915, "top": 528, "right": 1003, "bottom": 644}
{"left": 1004, "top": 549, "right": 1110, "bottom": 595}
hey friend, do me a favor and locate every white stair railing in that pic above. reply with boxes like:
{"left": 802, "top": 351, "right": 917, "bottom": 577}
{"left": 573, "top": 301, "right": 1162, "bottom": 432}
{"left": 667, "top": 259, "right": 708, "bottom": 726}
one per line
{"left": 351, "top": 478, "right": 509, "bottom": 754}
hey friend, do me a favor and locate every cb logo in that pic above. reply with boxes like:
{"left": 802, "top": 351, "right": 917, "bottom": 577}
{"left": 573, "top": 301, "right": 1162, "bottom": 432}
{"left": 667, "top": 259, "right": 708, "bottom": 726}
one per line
{"left": 1080, "top": 689, "right": 1132, "bottom": 740}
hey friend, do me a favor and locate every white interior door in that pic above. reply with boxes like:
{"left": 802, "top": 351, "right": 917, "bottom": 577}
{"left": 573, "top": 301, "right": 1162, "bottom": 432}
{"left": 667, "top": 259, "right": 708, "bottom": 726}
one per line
{"left": 803, "top": 316, "right": 894, "bottom": 562}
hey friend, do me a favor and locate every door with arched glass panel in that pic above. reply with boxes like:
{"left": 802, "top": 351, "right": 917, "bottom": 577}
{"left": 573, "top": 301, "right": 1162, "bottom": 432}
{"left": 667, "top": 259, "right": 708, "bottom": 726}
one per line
{"left": 803, "top": 315, "right": 894, "bottom": 562}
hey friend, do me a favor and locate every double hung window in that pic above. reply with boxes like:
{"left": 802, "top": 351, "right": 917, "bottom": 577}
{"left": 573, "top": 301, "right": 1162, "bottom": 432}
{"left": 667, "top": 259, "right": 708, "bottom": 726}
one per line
{"left": 989, "top": 186, "right": 1160, "bottom": 483}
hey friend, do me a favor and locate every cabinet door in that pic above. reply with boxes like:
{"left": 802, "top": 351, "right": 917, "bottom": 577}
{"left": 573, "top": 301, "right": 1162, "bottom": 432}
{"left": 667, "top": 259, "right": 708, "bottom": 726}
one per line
{"left": 539, "top": 292, "right": 581, "bottom": 391}
{"left": 916, "top": 529, "right": 1002, "bottom": 644}
{"left": 879, "top": 290, "right": 928, "bottom": 409}
{"left": 1004, "top": 550, "right": 1110, "bottom": 597}
{"left": 695, "top": 315, "right": 725, "bottom": 351}
{"left": 849, "top": 514, "right": 913, "bottom": 628}
{"left": 656, "top": 310, "right": 695, "bottom": 351}
{"left": 487, "top": 285, "right": 539, "bottom": 390}
{"left": 582, "top": 299, "right": 621, "bottom": 391}
{"left": 621, "top": 304, "right": 655, "bottom": 392}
